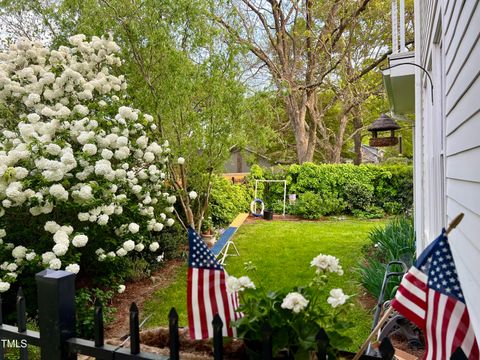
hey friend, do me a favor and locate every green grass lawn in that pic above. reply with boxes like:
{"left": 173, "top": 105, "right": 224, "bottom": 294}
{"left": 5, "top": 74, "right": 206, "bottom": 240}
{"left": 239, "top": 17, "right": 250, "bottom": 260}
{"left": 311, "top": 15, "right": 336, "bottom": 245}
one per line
{"left": 143, "top": 218, "right": 386, "bottom": 350}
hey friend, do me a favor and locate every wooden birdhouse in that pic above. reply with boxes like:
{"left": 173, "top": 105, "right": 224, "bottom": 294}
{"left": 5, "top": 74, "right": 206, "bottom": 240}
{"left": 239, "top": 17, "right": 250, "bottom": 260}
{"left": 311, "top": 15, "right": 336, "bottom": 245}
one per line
{"left": 368, "top": 114, "right": 401, "bottom": 147}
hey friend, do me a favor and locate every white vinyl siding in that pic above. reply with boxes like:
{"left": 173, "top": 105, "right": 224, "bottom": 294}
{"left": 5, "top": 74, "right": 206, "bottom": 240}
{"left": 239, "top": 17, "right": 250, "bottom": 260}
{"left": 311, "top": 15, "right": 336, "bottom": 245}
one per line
{"left": 416, "top": 0, "right": 480, "bottom": 339}
{"left": 444, "top": 0, "right": 480, "bottom": 340}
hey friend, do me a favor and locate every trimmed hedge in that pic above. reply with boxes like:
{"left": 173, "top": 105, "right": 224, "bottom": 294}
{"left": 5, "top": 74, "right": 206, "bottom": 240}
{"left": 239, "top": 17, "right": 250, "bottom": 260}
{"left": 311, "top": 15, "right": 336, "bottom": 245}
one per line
{"left": 209, "top": 176, "right": 250, "bottom": 227}
{"left": 209, "top": 163, "right": 413, "bottom": 223}
{"left": 246, "top": 163, "right": 413, "bottom": 219}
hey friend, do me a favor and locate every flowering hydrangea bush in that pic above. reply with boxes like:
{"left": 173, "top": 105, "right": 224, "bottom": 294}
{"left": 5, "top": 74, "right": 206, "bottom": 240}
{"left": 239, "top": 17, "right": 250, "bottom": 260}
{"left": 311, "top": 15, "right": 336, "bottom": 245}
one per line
{"left": 228, "top": 254, "right": 352, "bottom": 359}
{"left": 0, "top": 35, "right": 177, "bottom": 291}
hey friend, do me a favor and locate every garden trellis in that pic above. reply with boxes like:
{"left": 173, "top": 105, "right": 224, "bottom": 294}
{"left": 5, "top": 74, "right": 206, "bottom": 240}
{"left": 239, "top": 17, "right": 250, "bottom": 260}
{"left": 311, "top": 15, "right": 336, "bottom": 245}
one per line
{"left": 253, "top": 179, "right": 287, "bottom": 216}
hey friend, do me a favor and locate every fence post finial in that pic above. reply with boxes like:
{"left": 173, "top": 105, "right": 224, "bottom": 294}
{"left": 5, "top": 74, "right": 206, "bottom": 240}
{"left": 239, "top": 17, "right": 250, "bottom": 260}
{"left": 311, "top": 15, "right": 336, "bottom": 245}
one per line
{"left": 212, "top": 314, "right": 223, "bottom": 360}
{"left": 169, "top": 307, "right": 180, "bottom": 360}
{"left": 129, "top": 302, "right": 141, "bottom": 354}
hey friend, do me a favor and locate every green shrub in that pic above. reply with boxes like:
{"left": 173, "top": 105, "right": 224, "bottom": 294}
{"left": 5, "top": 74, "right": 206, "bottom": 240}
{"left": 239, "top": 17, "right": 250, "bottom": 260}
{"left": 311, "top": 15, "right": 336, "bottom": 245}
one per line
{"left": 373, "top": 165, "right": 413, "bottom": 215}
{"left": 343, "top": 181, "right": 374, "bottom": 211}
{"left": 293, "top": 191, "right": 345, "bottom": 219}
{"left": 76, "top": 287, "right": 116, "bottom": 339}
{"left": 382, "top": 201, "right": 404, "bottom": 215}
{"left": 209, "top": 176, "right": 250, "bottom": 227}
{"left": 352, "top": 205, "right": 385, "bottom": 219}
{"left": 358, "top": 217, "right": 415, "bottom": 300}
{"left": 269, "top": 199, "right": 292, "bottom": 214}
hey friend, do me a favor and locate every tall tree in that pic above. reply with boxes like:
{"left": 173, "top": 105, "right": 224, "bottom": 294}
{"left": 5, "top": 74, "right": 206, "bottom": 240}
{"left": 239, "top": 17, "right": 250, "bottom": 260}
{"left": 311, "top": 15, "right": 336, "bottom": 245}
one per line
{"left": 217, "top": 0, "right": 414, "bottom": 164}
{"left": 216, "top": 0, "right": 375, "bottom": 163}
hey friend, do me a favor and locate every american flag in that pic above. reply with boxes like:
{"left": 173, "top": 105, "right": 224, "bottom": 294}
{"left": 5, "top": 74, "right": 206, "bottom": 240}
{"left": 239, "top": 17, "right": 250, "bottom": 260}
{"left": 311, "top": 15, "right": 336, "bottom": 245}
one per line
{"left": 391, "top": 229, "right": 479, "bottom": 359}
{"left": 187, "top": 226, "right": 241, "bottom": 340}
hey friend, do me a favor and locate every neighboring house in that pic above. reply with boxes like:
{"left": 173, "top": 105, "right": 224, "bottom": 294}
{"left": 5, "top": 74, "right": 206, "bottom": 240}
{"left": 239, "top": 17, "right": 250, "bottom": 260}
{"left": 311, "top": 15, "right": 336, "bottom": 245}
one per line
{"left": 223, "top": 147, "right": 273, "bottom": 173}
{"left": 361, "top": 145, "right": 385, "bottom": 163}
{"left": 413, "top": 0, "right": 480, "bottom": 340}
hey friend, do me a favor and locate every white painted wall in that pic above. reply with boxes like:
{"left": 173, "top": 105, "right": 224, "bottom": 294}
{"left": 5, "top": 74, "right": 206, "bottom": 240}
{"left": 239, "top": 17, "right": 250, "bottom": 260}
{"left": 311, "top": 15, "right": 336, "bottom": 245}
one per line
{"left": 415, "top": 0, "right": 480, "bottom": 340}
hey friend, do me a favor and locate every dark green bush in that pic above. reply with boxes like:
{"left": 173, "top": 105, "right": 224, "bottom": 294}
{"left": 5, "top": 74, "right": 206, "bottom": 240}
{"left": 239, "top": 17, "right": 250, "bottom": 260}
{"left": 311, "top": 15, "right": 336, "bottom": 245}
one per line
{"left": 292, "top": 191, "right": 345, "bottom": 219}
{"left": 352, "top": 205, "right": 385, "bottom": 219}
{"left": 358, "top": 217, "right": 415, "bottom": 300}
{"left": 373, "top": 165, "right": 413, "bottom": 215}
{"left": 343, "top": 181, "right": 374, "bottom": 211}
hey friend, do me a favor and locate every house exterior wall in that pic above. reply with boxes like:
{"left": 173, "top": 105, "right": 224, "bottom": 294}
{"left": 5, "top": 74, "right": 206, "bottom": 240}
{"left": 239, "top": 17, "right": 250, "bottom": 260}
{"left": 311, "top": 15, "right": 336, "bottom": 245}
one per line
{"left": 415, "top": 0, "right": 480, "bottom": 339}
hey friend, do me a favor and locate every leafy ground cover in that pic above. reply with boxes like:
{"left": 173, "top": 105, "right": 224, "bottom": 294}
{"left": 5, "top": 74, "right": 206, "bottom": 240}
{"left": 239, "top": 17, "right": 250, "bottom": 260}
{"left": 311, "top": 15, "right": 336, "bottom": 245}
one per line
{"left": 143, "top": 218, "right": 386, "bottom": 350}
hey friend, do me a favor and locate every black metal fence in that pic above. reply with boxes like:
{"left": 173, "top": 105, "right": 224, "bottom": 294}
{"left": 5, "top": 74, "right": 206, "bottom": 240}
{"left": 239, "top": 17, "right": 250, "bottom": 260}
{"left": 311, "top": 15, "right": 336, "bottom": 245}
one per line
{"left": 0, "top": 270, "right": 388, "bottom": 360}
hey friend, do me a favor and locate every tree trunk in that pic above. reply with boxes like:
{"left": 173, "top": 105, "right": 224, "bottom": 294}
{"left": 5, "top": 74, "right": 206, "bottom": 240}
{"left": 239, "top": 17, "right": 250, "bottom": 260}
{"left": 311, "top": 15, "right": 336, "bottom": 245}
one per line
{"left": 331, "top": 114, "right": 348, "bottom": 163}
{"left": 285, "top": 94, "right": 314, "bottom": 164}
{"left": 352, "top": 106, "right": 363, "bottom": 165}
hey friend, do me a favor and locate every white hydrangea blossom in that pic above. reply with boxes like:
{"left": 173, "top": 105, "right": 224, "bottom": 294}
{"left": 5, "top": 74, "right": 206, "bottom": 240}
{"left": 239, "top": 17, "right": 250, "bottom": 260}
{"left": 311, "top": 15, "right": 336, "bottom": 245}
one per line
{"left": 116, "top": 248, "right": 127, "bottom": 257}
{"left": 42, "top": 252, "right": 56, "bottom": 265}
{"left": 128, "top": 223, "right": 140, "bottom": 234}
{"left": 52, "top": 243, "right": 69, "bottom": 256}
{"left": 49, "top": 258, "right": 62, "bottom": 270}
{"left": 0, "top": 281, "right": 10, "bottom": 293}
{"left": 149, "top": 242, "right": 159, "bottom": 252}
{"left": 122, "top": 240, "right": 135, "bottom": 252}
{"left": 53, "top": 230, "right": 69, "bottom": 245}
{"left": 12, "top": 246, "right": 27, "bottom": 259}
{"left": 0, "top": 36, "right": 176, "bottom": 287}
{"left": 72, "top": 234, "right": 88, "bottom": 248}
{"left": 65, "top": 263, "right": 80, "bottom": 274}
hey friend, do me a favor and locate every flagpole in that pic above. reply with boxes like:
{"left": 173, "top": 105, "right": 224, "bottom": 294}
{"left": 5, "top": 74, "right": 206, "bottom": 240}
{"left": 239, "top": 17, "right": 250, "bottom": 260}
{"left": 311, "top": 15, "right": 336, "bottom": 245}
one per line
{"left": 445, "top": 213, "right": 464, "bottom": 235}
{"left": 352, "top": 213, "right": 464, "bottom": 360}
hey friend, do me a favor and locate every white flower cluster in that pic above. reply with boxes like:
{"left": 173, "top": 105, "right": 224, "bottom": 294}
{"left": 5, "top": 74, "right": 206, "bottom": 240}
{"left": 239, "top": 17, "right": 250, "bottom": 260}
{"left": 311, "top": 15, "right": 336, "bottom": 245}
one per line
{"left": 281, "top": 292, "right": 309, "bottom": 313}
{"left": 326, "top": 288, "right": 350, "bottom": 308}
{"left": 226, "top": 275, "right": 256, "bottom": 294}
{"left": 310, "top": 254, "right": 344, "bottom": 275}
{"left": 0, "top": 36, "right": 177, "bottom": 289}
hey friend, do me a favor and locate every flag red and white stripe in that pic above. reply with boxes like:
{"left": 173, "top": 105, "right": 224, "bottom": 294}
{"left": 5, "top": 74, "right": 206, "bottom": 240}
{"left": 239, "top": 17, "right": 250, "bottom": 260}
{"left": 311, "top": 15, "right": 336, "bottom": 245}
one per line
{"left": 187, "top": 227, "right": 242, "bottom": 340}
{"left": 391, "top": 230, "right": 479, "bottom": 359}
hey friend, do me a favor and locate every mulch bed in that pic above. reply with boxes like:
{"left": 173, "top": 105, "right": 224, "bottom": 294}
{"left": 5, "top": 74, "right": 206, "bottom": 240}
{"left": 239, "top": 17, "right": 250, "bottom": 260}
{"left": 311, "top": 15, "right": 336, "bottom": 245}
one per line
{"left": 105, "top": 259, "right": 185, "bottom": 338}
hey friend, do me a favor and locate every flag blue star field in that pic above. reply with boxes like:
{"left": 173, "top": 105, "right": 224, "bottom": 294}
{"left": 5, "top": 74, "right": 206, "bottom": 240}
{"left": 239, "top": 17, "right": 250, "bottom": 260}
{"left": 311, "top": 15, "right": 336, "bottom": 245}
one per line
{"left": 392, "top": 229, "right": 479, "bottom": 359}
{"left": 187, "top": 226, "right": 241, "bottom": 339}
